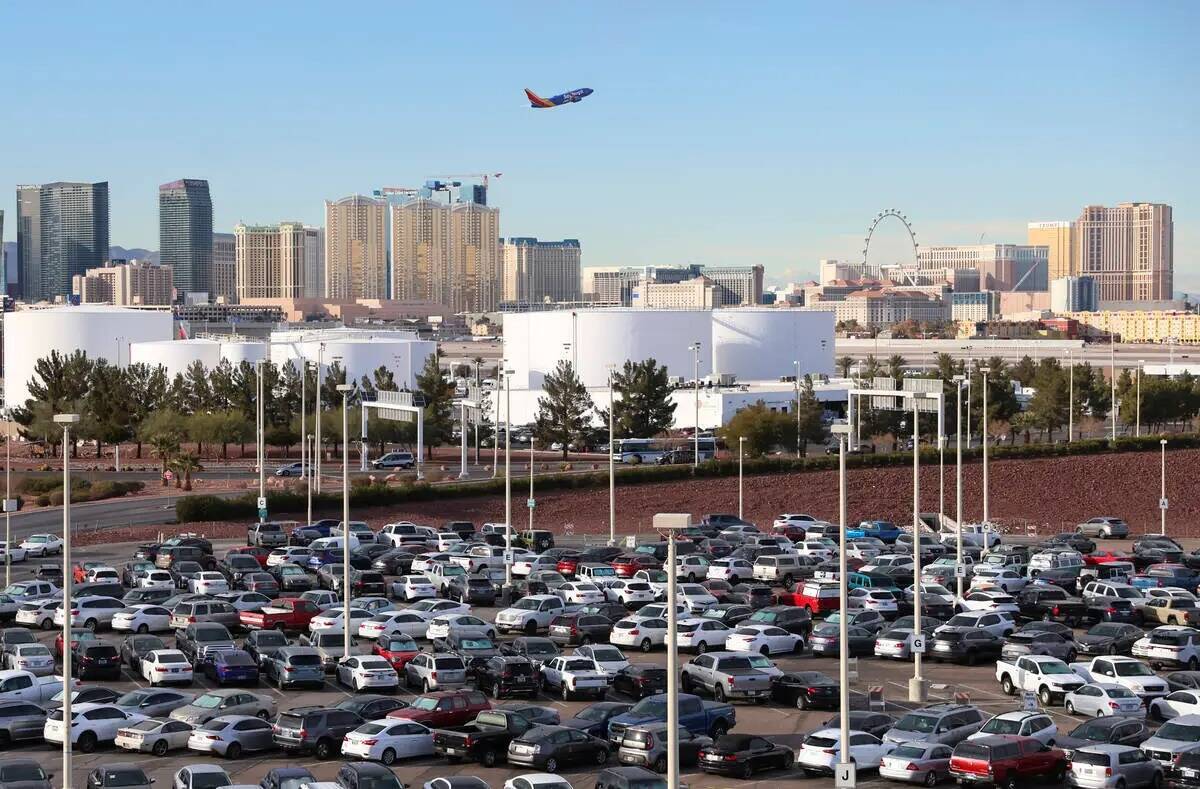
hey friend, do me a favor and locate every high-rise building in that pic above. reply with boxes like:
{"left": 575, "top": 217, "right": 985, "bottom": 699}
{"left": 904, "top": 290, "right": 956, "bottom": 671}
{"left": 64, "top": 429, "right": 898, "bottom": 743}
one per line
{"left": 302, "top": 226, "right": 324, "bottom": 298}
{"left": 72, "top": 259, "right": 174, "bottom": 305}
{"left": 1075, "top": 202, "right": 1173, "bottom": 301}
{"left": 705, "top": 264, "right": 765, "bottom": 306}
{"left": 16, "top": 182, "right": 109, "bottom": 301}
{"left": 234, "top": 222, "right": 318, "bottom": 300}
{"left": 1050, "top": 275, "right": 1098, "bottom": 313}
{"left": 452, "top": 202, "right": 501, "bottom": 312}
{"left": 502, "top": 237, "right": 582, "bottom": 305}
{"left": 390, "top": 197, "right": 501, "bottom": 311}
{"left": 159, "top": 179, "right": 213, "bottom": 297}
{"left": 325, "top": 195, "right": 386, "bottom": 300}
{"left": 212, "top": 232, "right": 237, "bottom": 302}
{"left": 632, "top": 275, "right": 715, "bottom": 309}
{"left": 917, "top": 244, "right": 1047, "bottom": 292}
{"left": 1027, "top": 221, "right": 1075, "bottom": 282}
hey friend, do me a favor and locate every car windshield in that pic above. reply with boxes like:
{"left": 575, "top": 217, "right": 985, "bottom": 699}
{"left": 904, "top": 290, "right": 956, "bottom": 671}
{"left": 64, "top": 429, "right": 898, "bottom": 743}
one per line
{"left": 1070, "top": 720, "right": 1115, "bottom": 739}
{"left": 524, "top": 642, "right": 556, "bottom": 656}
{"left": 460, "top": 638, "right": 493, "bottom": 650}
{"left": 1158, "top": 722, "right": 1200, "bottom": 741}
{"left": 256, "top": 631, "right": 287, "bottom": 646}
{"left": 1114, "top": 662, "right": 1155, "bottom": 677}
{"left": 385, "top": 638, "right": 417, "bottom": 651}
{"left": 192, "top": 694, "right": 224, "bottom": 709}
{"left": 577, "top": 706, "right": 615, "bottom": 722}
{"left": 1041, "top": 662, "right": 1074, "bottom": 675}
{"left": 630, "top": 698, "right": 668, "bottom": 717}
{"left": 191, "top": 774, "right": 232, "bottom": 789}
{"left": 893, "top": 744, "right": 930, "bottom": 758}
{"left": 513, "top": 599, "right": 541, "bottom": 611}
{"left": 895, "top": 713, "right": 939, "bottom": 733}
{"left": 1089, "top": 624, "right": 1125, "bottom": 636}
{"left": 410, "top": 697, "right": 438, "bottom": 710}
{"left": 591, "top": 647, "right": 623, "bottom": 661}
{"left": 0, "top": 765, "right": 47, "bottom": 781}
{"left": 357, "top": 778, "right": 403, "bottom": 789}
{"left": 946, "top": 615, "right": 979, "bottom": 627}
{"left": 982, "top": 717, "right": 1024, "bottom": 735}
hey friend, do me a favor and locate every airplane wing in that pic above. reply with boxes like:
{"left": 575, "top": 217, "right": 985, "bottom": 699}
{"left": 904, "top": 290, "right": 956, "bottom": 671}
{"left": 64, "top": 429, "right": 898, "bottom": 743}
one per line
{"left": 524, "top": 88, "right": 557, "bottom": 108}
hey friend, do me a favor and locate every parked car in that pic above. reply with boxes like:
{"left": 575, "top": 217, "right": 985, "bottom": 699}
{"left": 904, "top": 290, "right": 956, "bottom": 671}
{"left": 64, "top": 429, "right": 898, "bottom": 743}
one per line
{"left": 949, "top": 735, "right": 1067, "bottom": 785}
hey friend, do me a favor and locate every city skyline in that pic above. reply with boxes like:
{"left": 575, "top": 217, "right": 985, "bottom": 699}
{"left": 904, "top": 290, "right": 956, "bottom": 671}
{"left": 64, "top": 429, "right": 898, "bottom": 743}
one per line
{"left": 0, "top": 3, "right": 1195, "bottom": 291}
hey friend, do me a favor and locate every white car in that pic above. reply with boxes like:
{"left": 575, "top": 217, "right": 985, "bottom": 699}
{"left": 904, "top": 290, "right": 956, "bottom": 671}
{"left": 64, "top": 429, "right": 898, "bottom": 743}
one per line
{"left": 112, "top": 604, "right": 174, "bottom": 634}
{"left": 557, "top": 582, "right": 606, "bottom": 606}
{"left": 1066, "top": 683, "right": 1148, "bottom": 718}
{"left": 405, "top": 599, "right": 471, "bottom": 621}
{"left": 676, "top": 584, "right": 719, "bottom": 614}
{"left": 502, "top": 775, "right": 572, "bottom": 789}
{"left": 54, "top": 595, "right": 126, "bottom": 630}
{"left": 796, "top": 541, "right": 835, "bottom": 561}
{"left": 676, "top": 618, "right": 733, "bottom": 653}
{"left": 773, "top": 513, "right": 826, "bottom": 531}
{"left": 216, "top": 592, "right": 273, "bottom": 613}
{"left": 341, "top": 718, "right": 434, "bottom": 764}
{"left": 845, "top": 542, "right": 883, "bottom": 562}
{"left": 573, "top": 644, "right": 628, "bottom": 677}
{"left": 349, "top": 597, "right": 394, "bottom": 615}
{"left": 1150, "top": 689, "right": 1200, "bottom": 721}
{"left": 797, "top": 729, "right": 896, "bottom": 776}
{"left": 433, "top": 533, "right": 463, "bottom": 551}
{"left": 673, "top": 556, "right": 711, "bottom": 582}
{"left": 970, "top": 566, "right": 1029, "bottom": 593}
{"left": 392, "top": 575, "right": 437, "bottom": 601}
{"left": 936, "top": 611, "right": 1015, "bottom": 639}
{"left": 267, "top": 547, "right": 312, "bottom": 567}
{"left": 139, "top": 570, "right": 176, "bottom": 589}
{"left": 725, "top": 625, "right": 804, "bottom": 656}
{"left": 115, "top": 717, "right": 195, "bottom": 756}
{"left": 3, "top": 643, "right": 55, "bottom": 675}
{"left": 0, "top": 542, "right": 27, "bottom": 564}
{"left": 603, "top": 580, "right": 656, "bottom": 608}
{"left": 959, "top": 590, "right": 1021, "bottom": 614}
{"left": 706, "top": 559, "right": 755, "bottom": 585}
{"left": 512, "top": 555, "right": 558, "bottom": 577}
{"left": 539, "top": 656, "right": 609, "bottom": 700}
{"left": 610, "top": 616, "right": 669, "bottom": 652}
{"left": 907, "top": 583, "right": 956, "bottom": 609}
{"left": 336, "top": 655, "right": 401, "bottom": 692}
{"left": 18, "top": 534, "right": 63, "bottom": 557}
{"left": 15, "top": 597, "right": 61, "bottom": 630}
{"left": 495, "top": 595, "right": 569, "bottom": 635}
{"left": 359, "top": 611, "right": 430, "bottom": 640}
{"left": 187, "top": 572, "right": 229, "bottom": 596}
{"left": 426, "top": 614, "right": 495, "bottom": 641}
{"left": 44, "top": 702, "right": 147, "bottom": 751}
{"left": 411, "top": 553, "right": 453, "bottom": 575}
{"left": 632, "top": 570, "right": 672, "bottom": 600}
{"left": 299, "top": 590, "right": 340, "bottom": 611}
{"left": 847, "top": 588, "right": 900, "bottom": 614}
{"left": 968, "top": 711, "right": 1057, "bottom": 745}
{"left": 309, "top": 607, "right": 373, "bottom": 634}
{"left": 142, "top": 649, "right": 194, "bottom": 686}
{"left": 874, "top": 628, "right": 926, "bottom": 660}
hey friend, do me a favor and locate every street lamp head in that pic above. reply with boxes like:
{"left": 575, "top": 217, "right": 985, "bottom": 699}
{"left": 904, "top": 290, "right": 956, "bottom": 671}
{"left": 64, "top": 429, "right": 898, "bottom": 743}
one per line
{"left": 652, "top": 513, "right": 692, "bottom": 531}
{"left": 830, "top": 422, "right": 851, "bottom": 436}
{"left": 738, "top": 436, "right": 746, "bottom": 443}
{"left": 979, "top": 366, "right": 992, "bottom": 375}
{"left": 336, "top": 384, "right": 353, "bottom": 393}
{"left": 1161, "top": 439, "right": 1168, "bottom": 446}
{"left": 53, "top": 414, "right": 81, "bottom": 425}
{"left": 952, "top": 374, "right": 965, "bottom": 383}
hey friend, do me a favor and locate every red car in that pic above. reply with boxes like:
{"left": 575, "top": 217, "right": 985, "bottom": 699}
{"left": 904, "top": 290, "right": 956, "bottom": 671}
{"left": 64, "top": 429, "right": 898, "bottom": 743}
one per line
{"left": 386, "top": 689, "right": 491, "bottom": 727}
{"left": 610, "top": 554, "right": 662, "bottom": 578}
{"left": 226, "top": 545, "right": 272, "bottom": 568}
{"left": 55, "top": 628, "right": 98, "bottom": 658}
{"left": 373, "top": 636, "right": 421, "bottom": 672}
{"left": 1084, "top": 550, "right": 1130, "bottom": 566}
{"left": 950, "top": 735, "right": 1066, "bottom": 785}
{"left": 239, "top": 597, "right": 322, "bottom": 632}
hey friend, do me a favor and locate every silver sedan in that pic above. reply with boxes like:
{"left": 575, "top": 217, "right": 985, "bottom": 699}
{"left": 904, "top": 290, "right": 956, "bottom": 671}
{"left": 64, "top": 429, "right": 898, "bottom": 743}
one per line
{"left": 879, "top": 741, "right": 954, "bottom": 785}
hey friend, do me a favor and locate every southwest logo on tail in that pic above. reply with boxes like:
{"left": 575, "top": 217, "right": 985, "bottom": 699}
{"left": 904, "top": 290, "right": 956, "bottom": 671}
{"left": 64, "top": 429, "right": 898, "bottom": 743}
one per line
{"left": 525, "top": 87, "right": 594, "bottom": 108}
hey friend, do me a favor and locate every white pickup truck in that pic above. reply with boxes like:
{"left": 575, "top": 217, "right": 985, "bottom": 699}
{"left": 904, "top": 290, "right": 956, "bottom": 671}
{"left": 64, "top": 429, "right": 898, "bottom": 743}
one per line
{"left": 995, "top": 655, "right": 1087, "bottom": 706}
{"left": 951, "top": 523, "right": 1002, "bottom": 550}
{"left": 0, "top": 669, "right": 78, "bottom": 703}
{"left": 1069, "top": 656, "right": 1170, "bottom": 700}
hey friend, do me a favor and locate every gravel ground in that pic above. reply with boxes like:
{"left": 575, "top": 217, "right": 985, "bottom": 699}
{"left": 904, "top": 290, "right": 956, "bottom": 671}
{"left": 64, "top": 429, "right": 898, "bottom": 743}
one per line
{"left": 84, "top": 446, "right": 1199, "bottom": 546}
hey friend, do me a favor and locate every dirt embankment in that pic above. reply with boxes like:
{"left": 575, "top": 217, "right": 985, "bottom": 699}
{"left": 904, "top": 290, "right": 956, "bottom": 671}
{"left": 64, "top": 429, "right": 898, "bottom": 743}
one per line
{"left": 82, "top": 447, "right": 1199, "bottom": 547}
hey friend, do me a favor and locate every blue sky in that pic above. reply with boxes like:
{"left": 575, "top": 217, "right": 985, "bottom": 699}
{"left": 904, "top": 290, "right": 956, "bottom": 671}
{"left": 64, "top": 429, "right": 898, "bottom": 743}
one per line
{"left": 2, "top": 3, "right": 1196, "bottom": 288}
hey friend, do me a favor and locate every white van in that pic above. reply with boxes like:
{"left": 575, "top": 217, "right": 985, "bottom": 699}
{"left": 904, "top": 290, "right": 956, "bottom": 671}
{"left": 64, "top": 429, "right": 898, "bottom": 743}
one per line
{"left": 1027, "top": 549, "right": 1084, "bottom": 575}
{"left": 307, "top": 536, "right": 361, "bottom": 566}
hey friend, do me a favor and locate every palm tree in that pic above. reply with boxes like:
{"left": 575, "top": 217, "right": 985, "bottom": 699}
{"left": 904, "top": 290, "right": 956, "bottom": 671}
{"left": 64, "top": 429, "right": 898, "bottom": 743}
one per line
{"left": 887, "top": 354, "right": 908, "bottom": 383}
{"left": 148, "top": 432, "right": 181, "bottom": 486}
{"left": 837, "top": 356, "right": 855, "bottom": 378}
{"left": 170, "top": 452, "right": 202, "bottom": 491}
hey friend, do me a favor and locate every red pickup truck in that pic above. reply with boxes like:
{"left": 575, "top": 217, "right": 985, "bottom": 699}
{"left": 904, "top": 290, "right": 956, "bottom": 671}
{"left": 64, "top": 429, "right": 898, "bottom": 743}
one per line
{"left": 387, "top": 689, "right": 491, "bottom": 728}
{"left": 950, "top": 735, "right": 1067, "bottom": 786}
{"left": 239, "top": 597, "right": 322, "bottom": 631}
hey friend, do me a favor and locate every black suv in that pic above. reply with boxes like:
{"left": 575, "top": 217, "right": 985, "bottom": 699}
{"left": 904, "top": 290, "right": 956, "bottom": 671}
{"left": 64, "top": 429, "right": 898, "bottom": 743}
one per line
{"left": 747, "top": 605, "right": 813, "bottom": 638}
{"left": 273, "top": 705, "right": 363, "bottom": 759}
{"left": 477, "top": 656, "right": 537, "bottom": 699}
{"left": 72, "top": 642, "right": 121, "bottom": 680}
{"left": 334, "top": 763, "right": 404, "bottom": 789}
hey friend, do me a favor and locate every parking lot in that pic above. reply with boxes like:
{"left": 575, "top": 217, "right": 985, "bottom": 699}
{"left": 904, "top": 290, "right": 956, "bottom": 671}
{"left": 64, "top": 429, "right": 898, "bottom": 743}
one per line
{"left": 0, "top": 531, "right": 1179, "bottom": 788}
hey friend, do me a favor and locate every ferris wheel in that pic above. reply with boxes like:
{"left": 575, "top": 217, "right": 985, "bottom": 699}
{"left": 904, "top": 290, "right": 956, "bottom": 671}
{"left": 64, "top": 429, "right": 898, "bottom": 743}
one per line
{"left": 862, "top": 208, "right": 919, "bottom": 267}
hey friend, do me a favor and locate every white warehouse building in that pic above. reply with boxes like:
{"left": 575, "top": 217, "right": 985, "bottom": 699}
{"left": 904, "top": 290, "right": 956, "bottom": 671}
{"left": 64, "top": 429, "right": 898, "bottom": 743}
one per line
{"left": 3, "top": 305, "right": 173, "bottom": 410}
{"left": 497, "top": 308, "right": 838, "bottom": 428}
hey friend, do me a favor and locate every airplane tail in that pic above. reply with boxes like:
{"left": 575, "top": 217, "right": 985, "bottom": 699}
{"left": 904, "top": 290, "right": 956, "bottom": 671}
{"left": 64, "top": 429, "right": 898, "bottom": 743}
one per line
{"left": 524, "top": 88, "right": 554, "bottom": 108}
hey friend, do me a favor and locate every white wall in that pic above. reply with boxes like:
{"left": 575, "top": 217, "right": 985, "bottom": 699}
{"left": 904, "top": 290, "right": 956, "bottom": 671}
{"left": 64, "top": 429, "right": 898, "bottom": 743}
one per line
{"left": 129, "top": 339, "right": 222, "bottom": 379}
{"left": 712, "top": 309, "right": 834, "bottom": 380}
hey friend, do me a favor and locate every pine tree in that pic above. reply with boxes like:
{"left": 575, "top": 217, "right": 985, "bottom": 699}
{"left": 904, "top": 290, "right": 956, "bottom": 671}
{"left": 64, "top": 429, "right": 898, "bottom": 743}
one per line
{"left": 534, "top": 360, "right": 595, "bottom": 458}
{"left": 415, "top": 354, "right": 455, "bottom": 458}
{"left": 606, "top": 358, "right": 676, "bottom": 439}
{"left": 793, "top": 375, "right": 828, "bottom": 454}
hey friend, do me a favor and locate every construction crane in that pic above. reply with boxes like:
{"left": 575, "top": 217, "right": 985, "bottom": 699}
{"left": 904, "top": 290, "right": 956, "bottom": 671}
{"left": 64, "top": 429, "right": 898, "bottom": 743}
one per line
{"left": 427, "top": 172, "right": 503, "bottom": 188}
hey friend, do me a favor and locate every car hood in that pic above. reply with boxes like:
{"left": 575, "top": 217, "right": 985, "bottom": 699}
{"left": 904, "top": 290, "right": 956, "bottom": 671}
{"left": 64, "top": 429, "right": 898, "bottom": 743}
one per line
{"left": 171, "top": 708, "right": 215, "bottom": 723}
{"left": 1076, "top": 634, "right": 1115, "bottom": 646}
{"left": 0, "top": 781, "right": 53, "bottom": 789}
{"left": 884, "top": 729, "right": 933, "bottom": 743}
{"left": 562, "top": 716, "right": 602, "bottom": 731}
{"left": 1141, "top": 735, "right": 1200, "bottom": 752}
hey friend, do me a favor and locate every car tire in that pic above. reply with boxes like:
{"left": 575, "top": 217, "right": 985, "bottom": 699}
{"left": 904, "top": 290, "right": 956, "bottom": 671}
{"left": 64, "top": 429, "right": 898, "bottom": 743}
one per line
{"left": 381, "top": 747, "right": 397, "bottom": 766}
{"left": 595, "top": 747, "right": 607, "bottom": 765}
{"left": 1066, "top": 701, "right": 1076, "bottom": 715}
{"left": 641, "top": 639, "right": 653, "bottom": 653}
{"left": 654, "top": 755, "right": 668, "bottom": 773}
{"left": 709, "top": 720, "right": 728, "bottom": 739}
{"left": 137, "top": 624, "right": 149, "bottom": 634}
{"left": 152, "top": 738, "right": 168, "bottom": 757}
{"left": 423, "top": 679, "right": 432, "bottom": 693}
{"left": 482, "top": 748, "right": 499, "bottom": 767}
{"left": 715, "top": 684, "right": 727, "bottom": 702}
{"left": 545, "top": 757, "right": 559, "bottom": 773}
{"left": 226, "top": 742, "right": 242, "bottom": 760}
{"left": 924, "top": 770, "right": 939, "bottom": 787}
{"left": 525, "top": 620, "right": 538, "bottom": 636}
{"left": 796, "top": 694, "right": 809, "bottom": 710}
{"left": 1039, "top": 687, "right": 1054, "bottom": 706}
{"left": 696, "top": 641, "right": 708, "bottom": 655}
{"left": 78, "top": 731, "right": 97, "bottom": 753}
{"left": 85, "top": 619, "right": 99, "bottom": 632}
{"left": 40, "top": 618, "right": 52, "bottom": 630}
{"left": 562, "top": 684, "right": 571, "bottom": 701}
{"left": 256, "top": 709, "right": 269, "bottom": 720}
{"left": 315, "top": 738, "right": 333, "bottom": 759}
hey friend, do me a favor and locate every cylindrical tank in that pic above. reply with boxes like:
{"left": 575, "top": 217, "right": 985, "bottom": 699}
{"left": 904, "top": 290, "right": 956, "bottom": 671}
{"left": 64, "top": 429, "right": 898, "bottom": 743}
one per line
{"left": 219, "top": 340, "right": 267, "bottom": 368}
{"left": 712, "top": 309, "right": 835, "bottom": 380}
{"left": 129, "top": 339, "right": 221, "bottom": 380}
{"left": 503, "top": 309, "right": 713, "bottom": 389}
{"left": 2, "top": 306, "right": 173, "bottom": 410}
{"left": 269, "top": 338, "right": 436, "bottom": 389}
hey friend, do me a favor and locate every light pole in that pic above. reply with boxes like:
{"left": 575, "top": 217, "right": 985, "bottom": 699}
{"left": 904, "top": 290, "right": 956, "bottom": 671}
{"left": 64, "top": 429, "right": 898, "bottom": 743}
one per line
{"left": 306, "top": 434, "right": 314, "bottom": 528}
{"left": 652, "top": 513, "right": 691, "bottom": 789}
{"left": 256, "top": 360, "right": 266, "bottom": 523}
{"left": 54, "top": 412, "right": 80, "bottom": 789}
{"left": 1161, "top": 438, "right": 1168, "bottom": 536}
{"left": 831, "top": 422, "right": 852, "bottom": 779}
{"left": 474, "top": 360, "right": 482, "bottom": 465}
{"left": 315, "top": 342, "right": 325, "bottom": 493}
{"left": 1068, "top": 352, "right": 1074, "bottom": 443}
{"left": 3, "top": 416, "right": 10, "bottom": 586}
{"left": 528, "top": 440, "right": 535, "bottom": 534}
{"left": 300, "top": 361, "right": 307, "bottom": 479}
{"left": 689, "top": 343, "right": 702, "bottom": 468}
{"left": 337, "top": 383, "right": 353, "bottom": 658}
{"left": 953, "top": 375, "right": 965, "bottom": 602}
{"left": 909, "top": 395, "right": 927, "bottom": 703}
{"left": 1110, "top": 342, "right": 1117, "bottom": 442}
{"left": 980, "top": 366, "right": 991, "bottom": 525}
{"left": 737, "top": 437, "right": 746, "bottom": 520}
{"left": 1136, "top": 360, "right": 1144, "bottom": 437}
{"left": 503, "top": 364, "right": 514, "bottom": 597}
{"left": 607, "top": 365, "right": 616, "bottom": 548}
{"left": 794, "top": 360, "right": 801, "bottom": 457}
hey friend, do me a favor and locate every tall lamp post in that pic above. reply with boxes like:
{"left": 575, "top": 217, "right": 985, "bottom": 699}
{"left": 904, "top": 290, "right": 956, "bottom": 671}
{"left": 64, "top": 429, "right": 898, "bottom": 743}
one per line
{"left": 793, "top": 360, "right": 801, "bottom": 457}
{"left": 1161, "top": 439, "right": 1168, "bottom": 536}
{"left": 1067, "top": 351, "right": 1074, "bottom": 443}
{"left": 256, "top": 360, "right": 266, "bottom": 524}
{"left": 3, "top": 415, "right": 11, "bottom": 587}
{"left": 336, "top": 384, "right": 353, "bottom": 658}
{"left": 909, "top": 395, "right": 928, "bottom": 703}
{"left": 980, "top": 366, "right": 992, "bottom": 525}
{"left": 952, "top": 375, "right": 965, "bottom": 602}
{"left": 607, "top": 365, "right": 616, "bottom": 547}
{"left": 737, "top": 437, "right": 746, "bottom": 520}
{"left": 1110, "top": 342, "right": 1117, "bottom": 442}
{"left": 502, "top": 364, "right": 514, "bottom": 598}
{"left": 315, "top": 342, "right": 325, "bottom": 493}
{"left": 54, "top": 413, "right": 80, "bottom": 789}
{"left": 528, "top": 440, "right": 535, "bottom": 534}
{"left": 652, "top": 513, "right": 691, "bottom": 789}
{"left": 306, "top": 434, "right": 314, "bottom": 529}
{"left": 830, "top": 422, "right": 852, "bottom": 781}
{"left": 689, "top": 343, "right": 702, "bottom": 468}
{"left": 1136, "top": 360, "right": 1144, "bottom": 437}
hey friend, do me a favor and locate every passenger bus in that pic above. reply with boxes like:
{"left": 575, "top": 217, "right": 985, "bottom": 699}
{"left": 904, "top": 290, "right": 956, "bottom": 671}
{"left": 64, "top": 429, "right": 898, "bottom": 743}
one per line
{"left": 611, "top": 436, "right": 717, "bottom": 464}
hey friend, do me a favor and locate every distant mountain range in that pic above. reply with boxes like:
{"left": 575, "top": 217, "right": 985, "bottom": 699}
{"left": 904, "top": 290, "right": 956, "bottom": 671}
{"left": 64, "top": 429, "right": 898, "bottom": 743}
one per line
{"left": 1, "top": 243, "right": 160, "bottom": 284}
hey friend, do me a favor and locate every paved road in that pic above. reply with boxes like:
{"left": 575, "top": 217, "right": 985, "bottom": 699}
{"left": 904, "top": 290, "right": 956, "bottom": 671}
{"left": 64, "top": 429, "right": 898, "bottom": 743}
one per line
{"left": 836, "top": 339, "right": 1196, "bottom": 371}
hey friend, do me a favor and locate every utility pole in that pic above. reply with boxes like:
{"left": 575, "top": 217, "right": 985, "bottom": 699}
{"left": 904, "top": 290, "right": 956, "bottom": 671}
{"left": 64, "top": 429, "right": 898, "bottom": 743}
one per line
{"left": 953, "top": 376, "right": 965, "bottom": 603}
{"left": 689, "top": 343, "right": 702, "bottom": 467}
{"left": 980, "top": 366, "right": 991, "bottom": 525}
{"left": 55, "top": 413, "right": 81, "bottom": 789}
{"left": 337, "top": 384, "right": 353, "bottom": 658}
